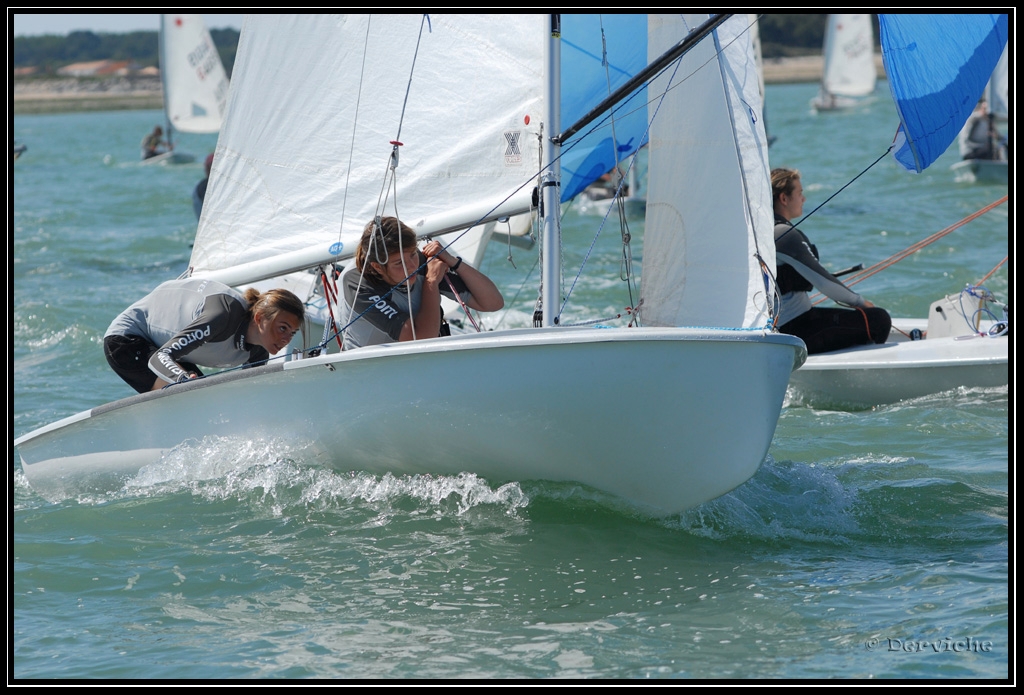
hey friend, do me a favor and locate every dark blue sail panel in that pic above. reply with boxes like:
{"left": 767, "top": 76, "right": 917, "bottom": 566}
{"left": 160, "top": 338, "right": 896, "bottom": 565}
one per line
{"left": 559, "top": 15, "right": 649, "bottom": 202}
{"left": 879, "top": 14, "right": 1008, "bottom": 173}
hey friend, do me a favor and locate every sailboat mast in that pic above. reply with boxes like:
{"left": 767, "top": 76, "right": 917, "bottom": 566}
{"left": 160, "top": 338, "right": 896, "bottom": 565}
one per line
{"left": 157, "top": 14, "right": 174, "bottom": 152}
{"left": 541, "top": 14, "right": 562, "bottom": 327}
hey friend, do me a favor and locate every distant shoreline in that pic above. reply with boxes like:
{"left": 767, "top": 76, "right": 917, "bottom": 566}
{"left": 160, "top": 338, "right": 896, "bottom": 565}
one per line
{"left": 13, "top": 55, "right": 885, "bottom": 115}
{"left": 13, "top": 75, "right": 164, "bottom": 114}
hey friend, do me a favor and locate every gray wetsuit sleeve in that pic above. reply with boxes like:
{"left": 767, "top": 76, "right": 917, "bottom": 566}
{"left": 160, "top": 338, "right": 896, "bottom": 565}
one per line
{"left": 775, "top": 227, "right": 866, "bottom": 307}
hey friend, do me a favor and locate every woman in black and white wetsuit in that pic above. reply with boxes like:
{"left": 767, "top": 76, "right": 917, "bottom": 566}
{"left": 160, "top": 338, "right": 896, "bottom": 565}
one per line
{"left": 103, "top": 277, "right": 304, "bottom": 393}
{"left": 772, "top": 167, "right": 891, "bottom": 355}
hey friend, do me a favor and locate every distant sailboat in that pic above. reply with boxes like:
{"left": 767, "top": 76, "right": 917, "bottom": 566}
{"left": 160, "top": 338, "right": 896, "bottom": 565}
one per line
{"left": 790, "top": 14, "right": 1009, "bottom": 407}
{"left": 951, "top": 26, "right": 1009, "bottom": 183}
{"left": 810, "top": 14, "right": 877, "bottom": 112}
{"left": 142, "top": 14, "right": 229, "bottom": 165}
{"left": 952, "top": 40, "right": 1010, "bottom": 183}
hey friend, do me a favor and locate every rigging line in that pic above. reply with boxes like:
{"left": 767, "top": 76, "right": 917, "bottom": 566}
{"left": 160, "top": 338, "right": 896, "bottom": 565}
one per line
{"left": 386, "top": 173, "right": 421, "bottom": 342}
{"left": 360, "top": 14, "right": 429, "bottom": 234}
{"left": 493, "top": 254, "right": 541, "bottom": 330}
{"left": 348, "top": 14, "right": 429, "bottom": 289}
{"left": 333, "top": 16, "right": 410, "bottom": 343}
{"left": 393, "top": 15, "right": 431, "bottom": 146}
{"left": 595, "top": 15, "right": 641, "bottom": 312}
{"left": 792, "top": 146, "right": 894, "bottom": 230}
{"left": 976, "top": 256, "right": 1008, "bottom": 286}
{"left": 717, "top": 16, "right": 773, "bottom": 299}
{"left": 557, "top": 13, "right": 751, "bottom": 156}
{"left": 598, "top": 27, "right": 639, "bottom": 275}
{"left": 333, "top": 15, "right": 375, "bottom": 252}
{"left": 599, "top": 16, "right": 624, "bottom": 179}
{"left": 841, "top": 195, "right": 1008, "bottom": 286}
{"left": 810, "top": 195, "right": 1008, "bottom": 303}
{"left": 558, "top": 29, "right": 687, "bottom": 319}
{"left": 320, "top": 268, "right": 344, "bottom": 350}
{"left": 444, "top": 275, "right": 482, "bottom": 332}
{"left": 554, "top": 13, "right": 731, "bottom": 145}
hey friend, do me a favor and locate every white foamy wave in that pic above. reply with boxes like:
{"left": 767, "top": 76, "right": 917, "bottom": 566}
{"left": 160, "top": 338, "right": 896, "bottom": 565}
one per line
{"left": 120, "top": 435, "right": 531, "bottom": 515}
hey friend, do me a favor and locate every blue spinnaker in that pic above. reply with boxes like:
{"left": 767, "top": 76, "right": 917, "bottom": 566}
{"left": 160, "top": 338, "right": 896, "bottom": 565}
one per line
{"left": 560, "top": 15, "right": 649, "bottom": 201}
{"left": 879, "top": 14, "right": 1008, "bottom": 172}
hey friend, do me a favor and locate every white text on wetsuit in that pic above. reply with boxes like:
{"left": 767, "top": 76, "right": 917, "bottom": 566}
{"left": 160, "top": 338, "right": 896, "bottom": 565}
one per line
{"left": 368, "top": 295, "right": 399, "bottom": 319}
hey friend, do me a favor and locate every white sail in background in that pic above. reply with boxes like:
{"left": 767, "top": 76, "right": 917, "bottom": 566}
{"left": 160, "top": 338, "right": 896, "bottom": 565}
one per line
{"left": 640, "top": 14, "right": 775, "bottom": 329}
{"left": 159, "top": 14, "right": 230, "bottom": 134}
{"left": 986, "top": 44, "right": 1008, "bottom": 120}
{"left": 812, "top": 14, "right": 876, "bottom": 110}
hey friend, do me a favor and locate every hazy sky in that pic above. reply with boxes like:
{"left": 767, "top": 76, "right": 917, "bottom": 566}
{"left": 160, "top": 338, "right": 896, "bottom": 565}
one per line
{"left": 11, "top": 13, "right": 245, "bottom": 36}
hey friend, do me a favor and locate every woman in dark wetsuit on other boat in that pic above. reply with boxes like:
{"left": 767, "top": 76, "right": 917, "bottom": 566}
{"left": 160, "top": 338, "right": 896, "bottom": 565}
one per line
{"left": 771, "top": 167, "right": 891, "bottom": 355}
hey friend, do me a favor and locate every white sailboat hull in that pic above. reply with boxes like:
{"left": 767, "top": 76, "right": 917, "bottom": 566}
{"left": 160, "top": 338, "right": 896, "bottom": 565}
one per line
{"left": 951, "top": 159, "right": 1008, "bottom": 184}
{"left": 788, "top": 319, "right": 1008, "bottom": 407}
{"left": 574, "top": 192, "right": 647, "bottom": 220}
{"left": 15, "top": 328, "right": 805, "bottom": 514}
{"left": 139, "top": 150, "right": 196, "bottom": 166}
{"left": 810, "top": 93, "right": 868, "bottom": 112}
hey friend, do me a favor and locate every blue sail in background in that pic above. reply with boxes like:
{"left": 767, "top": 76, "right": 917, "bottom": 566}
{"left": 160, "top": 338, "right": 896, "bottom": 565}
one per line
{"left": 879, "top": 14, "right": 1008, "bottom": 173}
{"left": 559, "top": 15, "right": 649, "bottom": 202}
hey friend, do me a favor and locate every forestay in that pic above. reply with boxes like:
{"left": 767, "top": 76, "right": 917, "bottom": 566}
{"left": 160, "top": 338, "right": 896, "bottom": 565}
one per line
{"left": 879, "top": 13, "right": 1008, "bottom": 173}
{"left": 159, "top": 14, "right": 230, "bottom": 134}
{"left": 640, "top": 14, "right": 775, "bottom": 329}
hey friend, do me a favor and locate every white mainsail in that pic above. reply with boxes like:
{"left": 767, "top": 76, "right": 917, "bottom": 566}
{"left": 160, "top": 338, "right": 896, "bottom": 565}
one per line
{"left": 640, "top": 14, "right": 775, "bottom": 329}
{"left": 159, "top": 14, "right": 230, "bottom": 134}
{"left": 191, "top": 15, "right": 543, "bottom": 286}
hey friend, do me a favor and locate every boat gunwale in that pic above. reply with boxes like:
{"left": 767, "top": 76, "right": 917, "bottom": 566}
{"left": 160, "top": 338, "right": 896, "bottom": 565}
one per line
{"left": 14, "top": 326, "right": 805, "bottom": 448}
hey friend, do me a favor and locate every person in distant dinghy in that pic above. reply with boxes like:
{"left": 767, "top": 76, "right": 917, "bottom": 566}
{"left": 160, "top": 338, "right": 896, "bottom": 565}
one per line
{"left": 959, "top": 98, "right": 1006, "bottom": 161}
{"left": 771, "top": 167, "right": 891, "bottom": 355}
{"left": 103, "top": 278, "right": 304, "bottom": 393}
{"left": 141, "top": 125, "right": 168, "bottom": 160}
{"left": 341, "top": 216, "right": 504, "bottom": 350}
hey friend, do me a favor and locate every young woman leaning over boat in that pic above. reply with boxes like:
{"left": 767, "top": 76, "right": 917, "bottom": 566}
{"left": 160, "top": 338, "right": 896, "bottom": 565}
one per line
{"left": 104, "top": 279, "right": 304, "bottom": 392}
